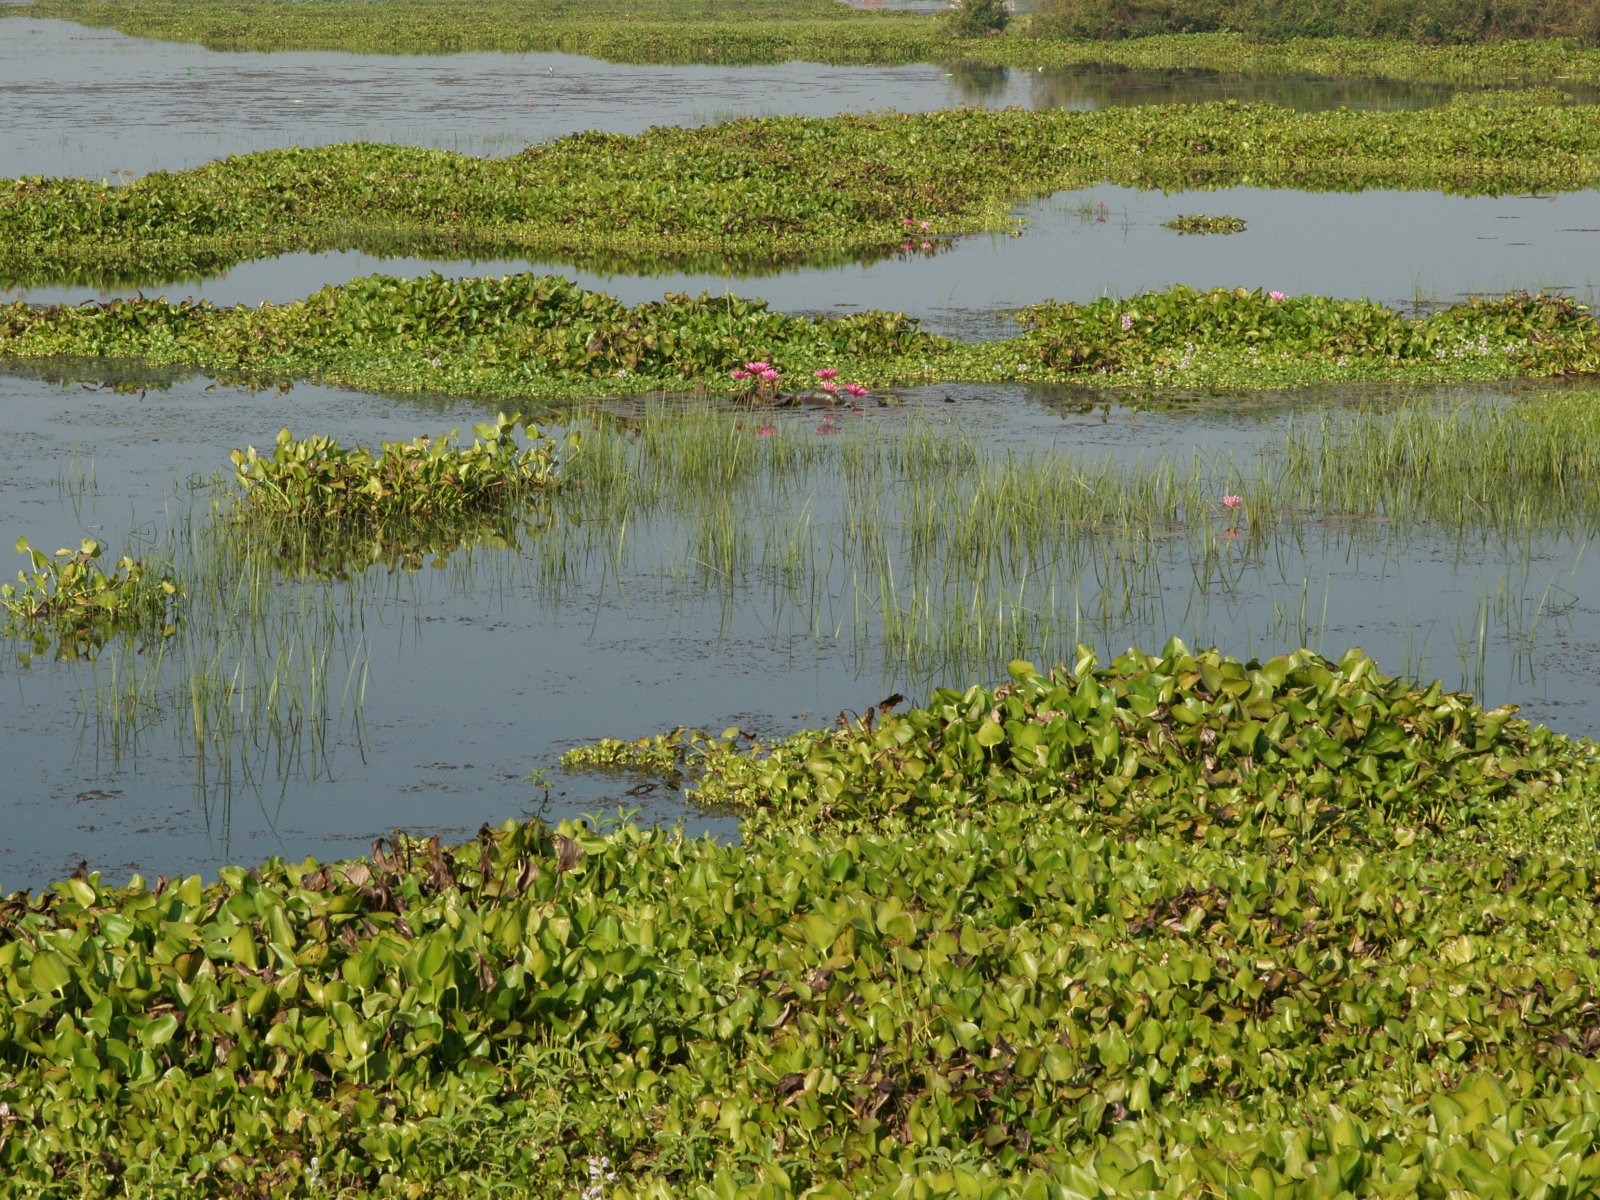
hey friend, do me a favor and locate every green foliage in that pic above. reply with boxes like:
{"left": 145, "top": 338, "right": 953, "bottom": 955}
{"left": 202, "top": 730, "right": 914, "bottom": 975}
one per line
{"left": 1162, "top": 212, "right": 1247, "bottom": 234}
{"left": 227, "top": 413, "right": 573, "bottom": 578}
{"left": 10, "top": 645, "right": 1600, "bottom": 1194}
{"left": 230, "top": 413, "right": 565, "bottom": 525}
{"left": 3, "top": 279, "right": 1595, "bottom": 398}
{"left": 16, "top": 0, "right": 1600, "bottom": 67}
{"left": 1, "top": 536, "right": 181, "bottom": 662}
{"left": 944, "top": 0, "right": 1011, "bottom": 38}
{"left": 4, "top": 102, "right": 1600, "bottom": 288}
{"left": 1030, "top": 0, "right": 1600, "bottom": 46}
{"left": 1012, "top": 286, "right": 1600, "bottom": 381}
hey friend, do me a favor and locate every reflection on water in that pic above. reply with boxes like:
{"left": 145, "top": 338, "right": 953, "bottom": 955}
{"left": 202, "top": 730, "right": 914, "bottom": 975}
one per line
{"left": 2, "top": 366, "right": 1599, "bottom": 892}
{"left": 0, "top": 17, "right": 1489, "bottom": 180}
{"left": 9, "top": 187, "right": 1597, "bottom": 327}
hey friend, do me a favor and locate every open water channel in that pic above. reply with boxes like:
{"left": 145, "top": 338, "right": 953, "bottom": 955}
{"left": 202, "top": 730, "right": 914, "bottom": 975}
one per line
{"left": 3, "top": 11, "right": 1599, "bottom": 892}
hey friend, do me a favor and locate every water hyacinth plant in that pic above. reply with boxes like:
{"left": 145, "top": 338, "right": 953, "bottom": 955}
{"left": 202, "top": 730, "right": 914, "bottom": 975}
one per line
{"left": 1, "top": 535, "right": 181, "bottom": 662}
{"left": 229, "top": 413, "right": 569, "bottom": 526}
{"left": 5, "top": 101, "right": 1600, "bottom": 286}
{"left": 1162, "top": 213, "right": 1248, "bottom": 235}
{"left": 3, "top": 277, "right": 1593, "bottom": 400}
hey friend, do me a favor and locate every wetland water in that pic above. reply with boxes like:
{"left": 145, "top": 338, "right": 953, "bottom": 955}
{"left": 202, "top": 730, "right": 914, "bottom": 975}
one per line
{"left": 9, "top": 187, "right": 1597, "bottom": 326}
{"left": 3, "top": 367, "right": 1598, "bottom": 893}
{"left": 0, "top": 17, "right": 1478, "bottom": 179}
{"left": 5, "top": 14, "right": 1600, "bottom": 893}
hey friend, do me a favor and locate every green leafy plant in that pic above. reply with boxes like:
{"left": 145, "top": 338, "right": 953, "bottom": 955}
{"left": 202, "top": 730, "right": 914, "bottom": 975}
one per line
{"left": 11, "top": 644, "right": 1600, "bottom": 1194}
{"left": 1, "top": 535, "right": 181, "bottom": 660}
{"left": 1162, "top": 212, "right": 1248, "bottom": 234}
{"left": 944, "top": 0, "right": 1010, "bottom": 37}
{"left": 230, "top": 412, "right": 569, "bottom": 527}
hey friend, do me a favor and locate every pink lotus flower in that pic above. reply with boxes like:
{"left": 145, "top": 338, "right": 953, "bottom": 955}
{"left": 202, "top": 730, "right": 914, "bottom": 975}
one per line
{"left": 1269, "top": 291, "right": 1286, "bottom": 302}
{"left": 1222, "top": 494, "right": 1243, "bottom": 509}
{"left": 745, "top": 360, "right": 771, "bottom": 372}
{"left": 843, "top": 383, "right": 870, "bottom": 399}
{"left": 819, "top": 381, "right": 840, "bottom": 394}
{"left": 730, "top": 368, "right": 751, "bottom": 380}
{"left": 760, "top": 368, "right": 781, "bottom": 382}
{"left": 815, "top": 368, "right": 839, "bottom": 381}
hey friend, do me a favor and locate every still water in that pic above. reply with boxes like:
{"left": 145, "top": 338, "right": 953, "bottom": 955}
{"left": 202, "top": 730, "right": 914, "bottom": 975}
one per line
{"left": 0, "top": 17, "right": 1476, "bottom": 180}
{"left": 4, "top": 13, "right": 1600, "bottom": 893}
{"left": 2, "top": 366, "right": 1596, "bottom": 893}
{"left": 7, "top": 186, "right": 1596, "bottom": 325}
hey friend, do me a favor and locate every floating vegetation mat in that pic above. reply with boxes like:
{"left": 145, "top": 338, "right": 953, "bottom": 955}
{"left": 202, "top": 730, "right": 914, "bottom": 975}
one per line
{"left": 2, "top": 276, "right": 1595, "bottom": 398}
{"left": 4, "top": 100, "right": 1600, "bottom": 285}
{"left": 10, "top": 0, "right": 1600, "bottom": 86}
{"left": 7, "top": 642, "right": 1600, "bottom": 1196}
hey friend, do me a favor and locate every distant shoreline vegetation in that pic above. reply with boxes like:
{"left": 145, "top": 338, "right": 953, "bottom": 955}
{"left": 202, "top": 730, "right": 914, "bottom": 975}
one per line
{"left": 6, "top": 0, "right": 1600, "bottom": 84}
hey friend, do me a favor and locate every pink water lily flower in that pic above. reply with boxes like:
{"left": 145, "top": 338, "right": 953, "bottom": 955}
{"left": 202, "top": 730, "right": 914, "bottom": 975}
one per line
{"left": 843, "top": 383, "right": 870, "bottom": 399}
{"left": 902, "top": 217, "right": 915, "bottom": 227}
{"left": 815, "top": 368, "right": 839, "bottom": 381}
{"left": 920, "top": 220, "right": 932, "bottom": 230}
{"left": 730, "top": 368, "right": 751, "bottom": 380}
{"left": 760, "top": 368, "right": 781, "bottom": 382}
{"left": 745, "top": 360, "right": 772, "bottom": 372}
{"left": 1269, "top": 291, "right": 1286, "bottom": 302}
{"left": 1222, "top": 494, "right": 1243, "bottom": 509}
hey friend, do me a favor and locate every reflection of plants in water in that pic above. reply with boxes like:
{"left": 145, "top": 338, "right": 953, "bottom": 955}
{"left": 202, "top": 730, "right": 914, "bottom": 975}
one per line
{"left": 549, "top": 390, "right": 1600, "bottom": 689}
{"left": 941, "top": 61, "right": 1011, "bottom": 102}
{"left": 230, "top": 413, "right": 566, "bottom": 525}
{"left": 2, "top": 536, "right": 181, "bottom": 663}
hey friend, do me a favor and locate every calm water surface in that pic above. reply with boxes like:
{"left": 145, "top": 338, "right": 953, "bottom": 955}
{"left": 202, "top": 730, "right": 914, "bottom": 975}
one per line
{"left": 8, "top": 187, "right": 1596, "bottom": 327}
{"left": 2, "top": 367, "right": 1597, "bottom": 893}
{"left": 5, "top": 14, "right": 1600, "bottom": 892}
{"left": 0, "top": 17, "right": 1476, "bottom": 179}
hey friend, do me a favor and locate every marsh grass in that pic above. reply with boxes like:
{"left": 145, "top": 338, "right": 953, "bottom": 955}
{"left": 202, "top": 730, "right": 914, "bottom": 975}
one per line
{"left": 544, "top": 389, "right": 1600, "bottom": 688}
{"left": 22, "top": 386, "right": 1600, "bottom": 828}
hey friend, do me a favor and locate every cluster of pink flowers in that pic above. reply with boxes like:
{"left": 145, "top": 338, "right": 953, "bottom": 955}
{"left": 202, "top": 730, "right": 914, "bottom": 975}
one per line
{"left": 899, "top": 216, "right": 939, "bottom": 255}
{"left": 814, "top": 368, "right": 870, "bottom": 400}
{"left": 730, "top": 359, "right": 781, "bottom": 384}
{"left": 730, "top": 362, "right": 872, "bottom": 404}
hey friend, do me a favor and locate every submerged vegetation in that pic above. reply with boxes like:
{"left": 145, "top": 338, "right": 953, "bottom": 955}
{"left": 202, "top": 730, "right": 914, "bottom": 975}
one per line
{"left": 4, "top": 101, "right": 1600, "bottom": 286}
{"left": 9, "top": 643, "right": 1600, "bottom": 1194}
{"left": 2, "top": 276, "right": 1595, "bottom": 398}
